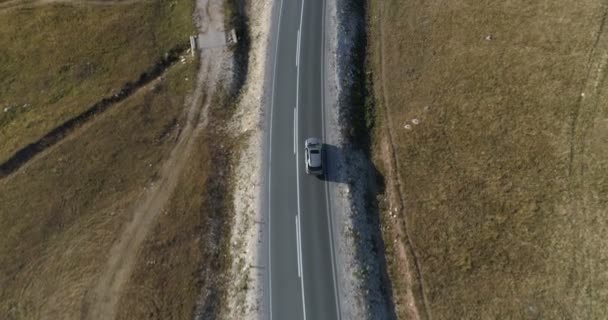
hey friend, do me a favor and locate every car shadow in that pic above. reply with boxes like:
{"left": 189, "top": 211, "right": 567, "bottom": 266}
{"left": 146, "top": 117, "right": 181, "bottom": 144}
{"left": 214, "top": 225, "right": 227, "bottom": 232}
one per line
{"left": 318, "top": 143, "right": 384, "bottom": 189}
{"left": 317, "top": 143, "right": 346, "bottom": 183}
{"left": 317, "top": 142, "right": 396, "bottom": 319}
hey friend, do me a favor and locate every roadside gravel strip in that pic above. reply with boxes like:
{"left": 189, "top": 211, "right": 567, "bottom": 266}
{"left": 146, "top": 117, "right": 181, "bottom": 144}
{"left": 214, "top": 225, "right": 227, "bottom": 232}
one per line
{"left": 225, "top": 0, "right": 273, "bottom": 319}
{"left": 325, "top": 0, "right": 395, "bottom": 318}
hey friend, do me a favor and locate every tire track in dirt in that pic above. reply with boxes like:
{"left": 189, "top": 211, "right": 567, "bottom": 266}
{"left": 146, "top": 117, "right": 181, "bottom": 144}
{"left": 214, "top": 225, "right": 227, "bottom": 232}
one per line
{"left": 376, "top": 1, "right": 430, "bottom": 319}
{"left": 568, "top": 2, "right": 608, "bottom": 177}
{"left": 566, "top": 5, "right": 608, "bottom": 315}
{"left": 82, "top": 0, "right": 226, "bottom": 319}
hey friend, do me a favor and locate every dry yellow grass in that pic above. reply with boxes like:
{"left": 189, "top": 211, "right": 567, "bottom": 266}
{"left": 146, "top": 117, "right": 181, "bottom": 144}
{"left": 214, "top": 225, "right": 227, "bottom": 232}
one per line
{"left": 0, "top": 1, "right": 242, "bottom": 319}
{"left": 368, "top": 0, "right": 608, "bottom": 318}
{"left": 0, "top": 60, "right": 195, "bottom": 319}
{"left": 0, "top": 0, "right": 194, "bottom": 163}
{"left": 114, "top": 91, "right": 238, "bottom": 320}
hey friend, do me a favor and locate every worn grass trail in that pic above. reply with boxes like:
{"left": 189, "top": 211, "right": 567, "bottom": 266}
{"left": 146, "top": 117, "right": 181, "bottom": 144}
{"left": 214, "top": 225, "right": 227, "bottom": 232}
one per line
{"left": 83, "top": 0, "right": 226, "bottom": 318}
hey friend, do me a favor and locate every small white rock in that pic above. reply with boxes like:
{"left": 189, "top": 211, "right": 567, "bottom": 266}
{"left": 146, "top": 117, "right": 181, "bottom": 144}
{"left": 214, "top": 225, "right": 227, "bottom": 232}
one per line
{"left": 404, "top": 124, "right": 412, "bottom": 130}
{"left": 412, "top": 118, "right": 420, "bottom": 125}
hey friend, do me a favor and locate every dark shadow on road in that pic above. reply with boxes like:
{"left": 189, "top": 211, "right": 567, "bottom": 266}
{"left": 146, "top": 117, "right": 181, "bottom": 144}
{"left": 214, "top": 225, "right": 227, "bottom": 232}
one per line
{"left": 319, "top": 143, "right": 347, "bottom": 183}
{"left": 362, "top": 155, "right": 397, "bottom": 320}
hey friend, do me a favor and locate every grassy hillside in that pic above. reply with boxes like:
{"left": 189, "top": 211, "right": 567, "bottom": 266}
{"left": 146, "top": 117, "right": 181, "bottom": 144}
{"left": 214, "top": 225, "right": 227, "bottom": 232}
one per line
{"left": 0, "top": 60, "right": 196, "bottom": 319}
{"left": 368, "top": 0, "right": 608, "bottom": 318}
{"left": 0, "top": 0, "right": 194, "bottom": 162}
{"left": 0, "top": 1, "right": 218, "bottom": 319}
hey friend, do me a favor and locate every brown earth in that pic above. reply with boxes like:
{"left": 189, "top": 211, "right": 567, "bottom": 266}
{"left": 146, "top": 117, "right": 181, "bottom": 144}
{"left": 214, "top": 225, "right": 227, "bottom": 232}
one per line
{"left": 368, "top": 0, "right": 608, "bottom": 319}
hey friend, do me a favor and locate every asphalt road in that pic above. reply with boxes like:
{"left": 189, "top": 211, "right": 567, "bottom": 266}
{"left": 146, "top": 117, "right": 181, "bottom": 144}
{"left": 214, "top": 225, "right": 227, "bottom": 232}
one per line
{"left": 266, "top": 0, "right": 341, "bottom": 319}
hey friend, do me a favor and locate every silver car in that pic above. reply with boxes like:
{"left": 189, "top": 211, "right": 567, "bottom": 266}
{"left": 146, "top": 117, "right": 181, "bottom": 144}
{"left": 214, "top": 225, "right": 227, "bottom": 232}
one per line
{"left": 304, "top": 137, "right": 323, "bottom": 175}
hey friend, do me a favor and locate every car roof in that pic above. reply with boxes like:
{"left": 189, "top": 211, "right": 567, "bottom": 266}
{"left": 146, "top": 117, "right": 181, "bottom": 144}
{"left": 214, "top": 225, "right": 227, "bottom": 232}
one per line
{"left": 308, "top": 149, "right": 322, "bottom": 167}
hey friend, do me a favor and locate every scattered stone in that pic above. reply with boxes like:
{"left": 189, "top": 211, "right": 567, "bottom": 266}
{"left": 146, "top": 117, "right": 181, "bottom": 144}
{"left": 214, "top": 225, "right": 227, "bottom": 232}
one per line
{"left": 404, "top": 124, "right": 412, "bottom": 130}
{"left": 485, "top": 34, "right": 495, "bottom": 41}
{"left": 412, "top": 118, "right": 420, "bottom": 125}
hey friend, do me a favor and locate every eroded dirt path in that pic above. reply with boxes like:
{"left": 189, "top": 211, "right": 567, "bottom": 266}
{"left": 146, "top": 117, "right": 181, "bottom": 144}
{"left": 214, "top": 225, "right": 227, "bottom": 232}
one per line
{"left": 82, "top": 1, "right": 226, "bottom": 319}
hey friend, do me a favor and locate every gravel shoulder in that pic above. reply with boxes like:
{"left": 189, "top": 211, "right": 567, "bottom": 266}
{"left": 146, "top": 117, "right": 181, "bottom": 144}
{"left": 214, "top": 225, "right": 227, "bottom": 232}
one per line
{"left": 324, "top": 0, "right": 396, "bottom": 318}
{"left": 223, "top": 0, "right": 274, "bottom": 319}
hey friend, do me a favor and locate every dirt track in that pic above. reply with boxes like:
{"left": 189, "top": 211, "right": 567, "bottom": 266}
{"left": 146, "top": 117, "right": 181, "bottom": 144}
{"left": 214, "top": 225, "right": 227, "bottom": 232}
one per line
{"left": 82, "top": 0, "right": 226, "bottom": 319}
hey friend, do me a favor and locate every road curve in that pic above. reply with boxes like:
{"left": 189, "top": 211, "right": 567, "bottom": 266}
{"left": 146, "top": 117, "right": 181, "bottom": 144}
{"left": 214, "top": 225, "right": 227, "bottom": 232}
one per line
{"left": 265, "top": 0, "right": 340, "bottom": 319}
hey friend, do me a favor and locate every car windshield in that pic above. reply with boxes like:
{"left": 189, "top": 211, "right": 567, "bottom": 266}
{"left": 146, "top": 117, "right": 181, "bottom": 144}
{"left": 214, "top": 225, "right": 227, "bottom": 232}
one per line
{"left": 310, "top": 150, "right": 320, "bottom": 154}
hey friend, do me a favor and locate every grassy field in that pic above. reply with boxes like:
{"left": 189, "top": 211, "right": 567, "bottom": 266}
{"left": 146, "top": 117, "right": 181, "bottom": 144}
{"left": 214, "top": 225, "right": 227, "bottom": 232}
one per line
{"left": 0, "top": 0, "right": 194, "bottom": 163}
{"left": 0, "top": 1, "right": 228, "bottom": 319}
{"left": 368, "top": 0, "right": 608, "bottom": 318}
{"left": 114, "top": 89, "right": 238, "bottom": 320}
{"left": 0, "top": 59, "right": 196, "bottom": 319}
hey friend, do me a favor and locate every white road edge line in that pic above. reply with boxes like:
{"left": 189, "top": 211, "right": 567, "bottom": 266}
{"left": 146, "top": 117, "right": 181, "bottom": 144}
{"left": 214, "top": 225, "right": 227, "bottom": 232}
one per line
{"left": 296, "top": 29, "right": 301, "bottom": 67}
{"left": 296, "top": 215, "right": 303, "bottom": 277}
{"left": 320, "top": 0, "right": 342, "bottom": 317}
{"left": 268, "top": 0, "right": 284, "bottom": 319}
{"left": 294, "top": 108, "right": 297, "bottom": 155}
{"left": 296, "top": 0, "right": 307, "bottom": 319}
